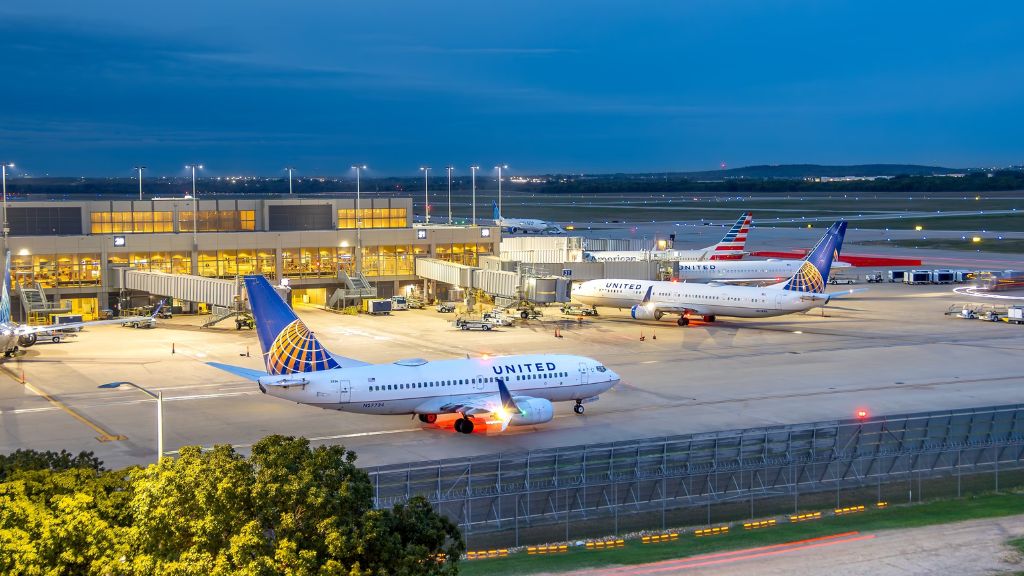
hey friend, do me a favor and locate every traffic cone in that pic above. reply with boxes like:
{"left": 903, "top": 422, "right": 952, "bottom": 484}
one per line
{"left": 246, "top": 346, "right": 250, "bottom": 357}
{"left": 172, "top": 342, "right": 176, "bottom": 355}
{"left": 20, "top": 369, "right": 25, "bottom": 384}
{"left": 640, "top": 331, "right": 645, "bottom": 341}
{"left": 652, "top": 330, "right": 656, "bottom": 340}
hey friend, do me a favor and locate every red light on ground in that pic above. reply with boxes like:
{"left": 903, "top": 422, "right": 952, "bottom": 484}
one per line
{"left": 856, "top": 409, "right": 869, "bottom": 420}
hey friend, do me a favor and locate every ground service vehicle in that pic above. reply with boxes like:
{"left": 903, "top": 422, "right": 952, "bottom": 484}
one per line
{"left": 562, "top": 304, "right": 598, "bottom": 316}
{"left": 888, "top": 270, "right": 906, "bottom": 282}
{"left": 455, "top": 317, "right": 493, "bottom": 331}
{"left": 363, "top": 299, "right": 392, "bottom": 315}
{"left": 436, "top": 303, "right": 456, "bottom": 313}
{"left": 865, "top": 272, "right": 884, "bottom": 283}
{"left": 390, "top": 296, "right": 409, "bottom": 311}
{"left": 828, "top": 276, "right": 856, "bottom": 285}
{"left": 1009, "top": 306, "right": 1024, "bottom": 325}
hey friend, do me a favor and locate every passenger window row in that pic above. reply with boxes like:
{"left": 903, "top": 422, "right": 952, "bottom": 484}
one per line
{"left": 367, "top": 371, "right": 570, "bottom": 392}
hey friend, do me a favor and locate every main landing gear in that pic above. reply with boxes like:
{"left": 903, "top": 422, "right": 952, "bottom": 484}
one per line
{"left": 454, "top": 417, "right": 475, "bottom": 434}
{"left": 676, "top": 317, "right": 689, "bottom": 326}
{"left": 418, "top": 413, "right": 437, "bottom": 424}
{"left": 573, "top": 400, "right": 585, "bottom": 415}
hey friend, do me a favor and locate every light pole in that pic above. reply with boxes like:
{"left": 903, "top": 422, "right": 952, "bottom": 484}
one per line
{"left": 470, "top": 165, "right": 479, "bottom": 226}
{"left": 2, "top": 162, "right": 14, "bottom": 241}
{"left": 185, "top": 164, "right": 202, "bottom": 271}
{"left": 420, "top": 166, "right": 431, "bottom": 225}
{"left": 133, "top": 166, "right": 146, "bottom": 201}
{"left": 495, "top": 164, "right": 509, "bottom": 217}
{"left": 98, "top": 381, "right": 163, "bottom": 462}
{"left": 446, "top": 165, "right": 454, "bottom": 225}
{"left": 351, "top": 165, "right": 367, "bottom": 274}
{"left": 285, "top": 166, "right": 295, "bottom": 194}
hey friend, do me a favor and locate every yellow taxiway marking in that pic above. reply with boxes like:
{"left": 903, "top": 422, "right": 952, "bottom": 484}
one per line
{"left": 0, "top": 365, "right": 125, "bottom": 442}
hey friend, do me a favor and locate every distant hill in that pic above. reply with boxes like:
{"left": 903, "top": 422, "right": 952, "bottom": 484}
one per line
{"left": 673, "top": 164, "right": 962, "bottom": 180}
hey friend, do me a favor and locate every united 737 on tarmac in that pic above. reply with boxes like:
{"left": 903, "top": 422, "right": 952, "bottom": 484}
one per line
{"left": 208, "top": 275, "right": 619, "bottom": 434}
{"left": 493, "top": 201, "right": 564, "bottom": 234}
{"left": 573, "top": 221, "right": 855, "bottom": 326}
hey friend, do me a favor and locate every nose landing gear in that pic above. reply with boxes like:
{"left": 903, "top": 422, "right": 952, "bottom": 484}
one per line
{"left": 573, "top": 400, "right": 585, "bottom": 415}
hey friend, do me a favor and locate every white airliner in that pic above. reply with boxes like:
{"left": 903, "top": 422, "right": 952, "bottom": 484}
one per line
{"left": 584, "top": 212, "right": 752, "bottom": 263}
{"left": 674, "top": 258, "right": 851, "bottom": 284}
{"left": 493, "top": 201, "right": 564, "bottom": 234}
{"left": 0, "top": 251, "right": 156, "bottom": 357}
{"left": 573, "top": 222, "right": 853, "bottom": 326}
{"left": 208, "top": 275, "right": 619, "bottom": 434}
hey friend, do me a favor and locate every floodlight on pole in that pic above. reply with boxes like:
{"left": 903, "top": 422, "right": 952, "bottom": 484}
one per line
{"left": 285, "top": 166, "right": 295, "bottom": 194}
{"left": 133, "top": 166, "right": 146, "bottom": 201}
{"left": 445, "top": 165, "right": 454, "bottom": 225}
{"left": 98, "top": 381, "right": 164, "bottom": 462}
{"left": 470, "top": 165, "right": 480, "bottom": 226}
{"left": 2, "top": 162, "right": 14, "bottom": 240}
{"left": 185, "top": 164, "right": 203, "bottom": 253}
{"left": 495, "top": 164, "right": 509, "bottom": 217}
{"left": 351, "top": 164, "right": 367, "bottom": 274}
{"left": 420, "top": 166, "right": 431, "bottom": 225}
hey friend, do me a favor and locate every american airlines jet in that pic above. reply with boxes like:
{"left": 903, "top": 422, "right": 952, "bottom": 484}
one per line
{"left": 208, "top": 275, "right": 619, "bottom": 434}
{"left": 584, "top": 212, "right": 752, "bottom": 263}
{"left": 493, "top": 201, "right": 564, "bottom": 234}
{"left": 573, "top": 222, "right": 852, "bottom": 325}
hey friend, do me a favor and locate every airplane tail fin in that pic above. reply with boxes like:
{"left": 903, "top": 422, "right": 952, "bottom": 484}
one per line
{"left": 492, "top": 200, "right": 501, "bottom": 221}
{"left": 0, "top": 250, "right": 11, "bottom": 324}
{"left": 779, "top": 221, "right": 848, "bottom": 293}
{"left": 244, "top": 275, "right": 340, "bottom": 375}
{"left": 709, "top": 212, "right": 752, "bottom": 261}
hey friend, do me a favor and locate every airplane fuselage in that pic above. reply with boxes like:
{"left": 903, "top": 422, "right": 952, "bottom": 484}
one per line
{"left": 258, "top": 353, "right": 618, "bottom": 414}
{"left": 573, "top": 279, "right": 822, "bottom": 318}
{"left": 585, "top": 248, "right": 717, "bottom": 262}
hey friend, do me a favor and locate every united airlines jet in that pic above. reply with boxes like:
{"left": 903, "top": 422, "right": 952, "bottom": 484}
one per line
{"left": 573, "top": 222, "right": 853, "bottom": 325}
{"left": 493, "top": 201, "right": 564, "bottom": 234}
{"left": 584, "top": 212, "right": 752, "bottom": 262}
{"left": 208, "top": 275, "right": 619, "bottom": 434}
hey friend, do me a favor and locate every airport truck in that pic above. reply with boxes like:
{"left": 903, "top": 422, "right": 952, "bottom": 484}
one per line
{"left": 454, "top": 317, "right": 493, "bottom": 331}
{"left": 1009, "top": 306, "right": 1024, "bottom": 325}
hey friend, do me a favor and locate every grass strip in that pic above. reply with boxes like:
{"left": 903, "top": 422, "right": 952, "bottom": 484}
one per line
{"left": 461, "top": 491, "right": 1024, "bottom": 576}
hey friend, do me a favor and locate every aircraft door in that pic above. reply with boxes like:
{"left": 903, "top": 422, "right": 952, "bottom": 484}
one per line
{"left": 775, "top": 293, "right": 783, "bottom": 308}
{"left": 474, "top": 376, "right": 486, "bottom": 391}
{"left": 339, "top": 380, "right": 351, "bottom": 403}
{"left": 578, "top": 362, "right": 589, "bottom": 385}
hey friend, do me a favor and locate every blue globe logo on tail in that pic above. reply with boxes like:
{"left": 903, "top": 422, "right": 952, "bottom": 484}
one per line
{"left": 781, "top": 221, "right": 847, "bottom": 293}
{"left": 266, "top": 319, "right": 340, "bottom": 375}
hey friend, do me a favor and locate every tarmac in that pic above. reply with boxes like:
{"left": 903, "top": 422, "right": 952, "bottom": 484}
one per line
{"left": 2, "top": 270, "right": 1023, "bottom": 470}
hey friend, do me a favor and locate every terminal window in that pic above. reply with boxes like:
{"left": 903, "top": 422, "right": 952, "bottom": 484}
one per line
{"left": 90, "top": 211, "right": 173, "bottom": 234}
{"left": 178, "top": 210, "right": 256, "bottom": 232}
{"left": 9, "top": 207, "right": 83, "bottom": 236}
{"left": 337, "top": 208, "right": 407, "bottom": 229}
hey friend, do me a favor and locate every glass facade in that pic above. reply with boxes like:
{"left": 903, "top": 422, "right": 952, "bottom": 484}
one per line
{"left": 281, "top": 247, "right": 354, "bottom": 279}
{"left": 196, "top": 249, "right": 275, "bottom": 279}
{"left": 360, "top": 245, "right": 428, "bottom": 277}
{"left": 338, "top": 208, "right": 407, "bottom": 229}
{"left": 179, "top": 210, "right": 256, "bottom": 232}
{"left": 109, "top": 251, "right": 193, "bottom": 276}
{"left": 11, "top": 253, "right": 102, "bottom": 289}
{"left": 90, "top": 211, "right": 173, "bottom": 234}
{"left": 433, "top": 243, "right": 492, "bottom": 267}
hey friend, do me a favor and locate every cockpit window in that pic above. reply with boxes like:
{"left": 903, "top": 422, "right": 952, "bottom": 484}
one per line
{"left": 596, "top": 365, "right": 607, "bottom": 372}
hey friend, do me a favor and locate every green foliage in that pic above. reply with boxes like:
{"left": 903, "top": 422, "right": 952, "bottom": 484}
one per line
{"left": 0, "top": 448, "right": 104, "bottom": 481}
{"left": 0, "top": 437, "right": 462, "bottom": 576}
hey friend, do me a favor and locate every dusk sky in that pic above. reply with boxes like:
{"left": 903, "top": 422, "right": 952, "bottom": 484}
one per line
{"left": 1, "top": 1, "right": 1022, "bottom": 176}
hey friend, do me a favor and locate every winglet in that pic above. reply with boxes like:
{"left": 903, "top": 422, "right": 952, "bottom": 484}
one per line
{"left": 150, "top": 299, "right": 166, "bottom": 319}
{"left": 495, "top": 377, "right": 519, "bottom": 412}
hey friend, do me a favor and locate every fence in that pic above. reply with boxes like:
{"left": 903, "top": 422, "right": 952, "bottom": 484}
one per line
{"left": 368, "top": 404, "right": 1024, "bottom": 547}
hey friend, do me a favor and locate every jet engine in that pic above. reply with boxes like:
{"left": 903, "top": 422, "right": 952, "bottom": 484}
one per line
{"left": 630, "top": 304, "right": 663, "bottom": 321}
{"left": 509, "top": 398, "right": 554, "bottom": 426}
{"left": 18, "top": 333, "right": 37, "bottom": 347}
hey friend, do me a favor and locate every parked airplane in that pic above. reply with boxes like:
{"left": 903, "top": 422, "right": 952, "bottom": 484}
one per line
{"left": 583, "top": 212, "right": 752, "bottom": 262}
{"left": 674, "top": 244, "right": 851, "bottom": 284}
{"left": 573, "top": 221, "right": 853, "bottom": 325}
{"left": 0, "top": 251, "right": 157, "bottom": 357}
{"left": 493, "top": 201, "right": 564, "bottom": 234}
{"left": 207, "top": 275, "right": 619, "bottom": 434}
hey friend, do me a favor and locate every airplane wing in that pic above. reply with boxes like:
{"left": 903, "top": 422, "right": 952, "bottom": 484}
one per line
{"left": 206, "top": 362, "right": 267, "bottom": 382}
{"left": 414, "top": 377, "right": 524, "bottom": 431}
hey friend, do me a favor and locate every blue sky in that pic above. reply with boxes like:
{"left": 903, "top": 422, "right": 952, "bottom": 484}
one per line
{"left": 1, "top": 1, "right": 1022, "bottom": 176}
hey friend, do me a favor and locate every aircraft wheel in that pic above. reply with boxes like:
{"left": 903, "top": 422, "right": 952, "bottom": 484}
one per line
{"left": 454, "top": 418, "right": 464, "bottom": 433}
{"left": 460, "top": 418, "right": 474, "bottom": 434}
{"left": 705, "top": 315, "right": 716, "bottom": 322}
{"left": 677, "top": 317, "right": 689, "bottom": 326}
{"left": 573, "top": 403, "right": 585, "bottom": 415}
{"left": 418, "top": 413, "right": 437, "bottom": 424}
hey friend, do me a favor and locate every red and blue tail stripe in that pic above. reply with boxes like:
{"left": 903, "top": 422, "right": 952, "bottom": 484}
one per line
{"left": 709, "top": 212, "right": 752, "bottom": 261}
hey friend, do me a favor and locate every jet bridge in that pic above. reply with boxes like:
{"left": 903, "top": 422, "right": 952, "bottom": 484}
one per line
{"left": 116, "top": 269, "right": 242, "bottom": 308}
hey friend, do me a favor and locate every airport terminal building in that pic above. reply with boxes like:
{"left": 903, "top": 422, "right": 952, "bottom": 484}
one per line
{"left": 4, "top": 196, "right": 499, "bottom": 320}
